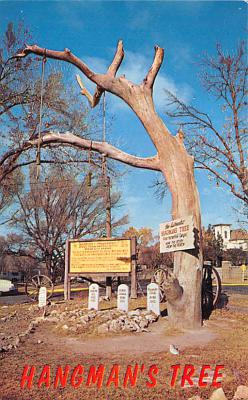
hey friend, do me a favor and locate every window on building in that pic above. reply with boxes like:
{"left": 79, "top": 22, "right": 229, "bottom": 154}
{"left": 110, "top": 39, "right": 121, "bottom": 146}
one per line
{"left": 224, "top": 231, "right": 227, "bottom": 239}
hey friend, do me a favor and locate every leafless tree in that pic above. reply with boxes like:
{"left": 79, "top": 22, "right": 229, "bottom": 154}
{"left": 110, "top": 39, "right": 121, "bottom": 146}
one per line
{"left": 0, "top": 233, "right": 38, "bottom": 279}
{"left": 9, "top": 167, "right": 127, "bottom": 280}
{"left": 139, "top": 242, "right": 173, "bottom": 270}
{"left": 0, "top": 22, "right": 96, "bottom": 222}
{"left": 17, "top": 40, "right": 203, "bottom": 329}
{"left": 165, "top": 43, "right": 247, "bottom": 207}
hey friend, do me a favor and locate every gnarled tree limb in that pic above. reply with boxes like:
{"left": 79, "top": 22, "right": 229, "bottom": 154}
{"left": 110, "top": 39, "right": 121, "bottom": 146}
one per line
{"left": 76, "top": 40, "right": 124, "bottom": 107}
{"left": 16, "top": 41, "right": 126, "bottom": 102}
{"left": 28, "top": 132, "right": 161, "bottom": 171}
{"left": 143, "top": 46, "right": 164, "bottom": 90}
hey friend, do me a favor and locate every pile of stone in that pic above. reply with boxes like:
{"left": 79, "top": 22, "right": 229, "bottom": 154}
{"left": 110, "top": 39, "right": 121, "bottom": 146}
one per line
{"left": 97, "top": 309, "right": 159, "bottom": 334}
{"left": 188, "top": 386, "right": 248, "bottom": 400}
{"left": 44, "top": 307, "right": 160, "bottom": 335}
{"left": 0, "top": 305, "right": 160, "bottom": 352}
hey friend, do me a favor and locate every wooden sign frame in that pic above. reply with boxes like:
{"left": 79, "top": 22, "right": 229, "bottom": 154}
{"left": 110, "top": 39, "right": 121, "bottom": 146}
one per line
{"left": 64, "top": 237, "right": 137, "bottom": 300}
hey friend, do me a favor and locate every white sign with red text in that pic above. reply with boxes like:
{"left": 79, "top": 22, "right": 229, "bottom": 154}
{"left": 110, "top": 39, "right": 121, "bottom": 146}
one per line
{"left": 160, "top": 215, "right": 195, "bottom": 253}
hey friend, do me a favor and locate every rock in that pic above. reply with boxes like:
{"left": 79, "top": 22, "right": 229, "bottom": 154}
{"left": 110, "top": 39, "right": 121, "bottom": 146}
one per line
{"left": 18, "top": 334, "right": 26, "bottom": 343}
{"left": 97, "top": 323, "right": 109, "bottom": 333}
{"left": 45, "top": 317, "right": 59, "bottom": 323}
{"left": 145, "top": 313, "right": 158, "bottom": 323}
{"left": 209, "top": 388, "right": 228, "bottom": 400}
{"left": 37, "top": 340, "right": 43, "bottom": 344}
{"left": 109, "top": 319, "right": 123, "bottom": 332}
{"left": 80, "top": 315, "right": 90, "bottom": 323}
{"left": 139, "top": 318, "right": 149, "bottom": 330}
{"left": 188, "top": 396, "right": 202, "bottom": 400}
{"left": 123, "top": 319, "right": 137, "bottom": 332}
{"left": 88, "top": 312, "right": 97, "bottom": 320}
{"left": 233, "top": 386, "right": 248, "bottom": 399}
{"left": 128, "top": 310, "right": 141, "bottom": 317}
{"left": 14, "top": 337, "right": 20, "bottom": 347}
{"left": 50, "top": 310, "right": 58, "bottom": 315}
{"left": 62, "top": 324, "right": 69, "bottom": 330}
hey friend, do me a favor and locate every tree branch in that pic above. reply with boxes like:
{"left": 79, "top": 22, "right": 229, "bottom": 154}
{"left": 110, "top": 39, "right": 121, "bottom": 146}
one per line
{"left": 27, "top": 132, "right": 161, "bottom": 171}
{"left": 144, "top": 46, "right": 164, "bottom": 90}
{"left": 75, "top": 40, "right": 124, "bottom": 108}
{"left": 16, "top": 41, "right": 126, "bottom": 104}
{"left": 196, "top": 159, "right": 247, "bottom": 204}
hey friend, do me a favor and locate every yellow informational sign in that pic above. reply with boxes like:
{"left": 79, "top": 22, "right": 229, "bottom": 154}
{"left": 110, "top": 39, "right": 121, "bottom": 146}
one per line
{"left": 69, "top": 239, "right": 132, "bottom": 274}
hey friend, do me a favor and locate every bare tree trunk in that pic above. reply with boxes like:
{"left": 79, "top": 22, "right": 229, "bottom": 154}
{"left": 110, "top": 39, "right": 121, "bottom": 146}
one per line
{"left": 160, "top": 147, "right": 202, "bottom": 329}
{"left": 135, "top": 102, "right": 203, "bottom": 329}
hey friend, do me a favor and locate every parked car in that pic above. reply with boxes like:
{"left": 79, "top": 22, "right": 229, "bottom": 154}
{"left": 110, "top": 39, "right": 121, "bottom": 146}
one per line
{"left": 0, "top": 279, "right": 16, "bottom": 296}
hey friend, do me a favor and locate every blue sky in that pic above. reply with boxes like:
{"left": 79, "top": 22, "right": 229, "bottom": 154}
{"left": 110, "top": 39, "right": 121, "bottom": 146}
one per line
{"left": 1, "top": 1, "right": 247, "bottom": 234}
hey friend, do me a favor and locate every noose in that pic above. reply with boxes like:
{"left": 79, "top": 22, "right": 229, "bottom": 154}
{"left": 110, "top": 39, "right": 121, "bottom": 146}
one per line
{"left": 36, "top": 51, "right": 47, "bottom": 180}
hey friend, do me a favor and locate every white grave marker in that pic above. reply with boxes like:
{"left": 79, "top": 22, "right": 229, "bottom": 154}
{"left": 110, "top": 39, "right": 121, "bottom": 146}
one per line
{"left": 147, "top": 283, "right": 160, "bottom": 315}
{"left": 88, "top": 283, "right": 99, "bottom": 311}
{"left": 38, "top": 286, "right": 47, "bottom": 308}
{"left": 117, "top": 284, "right": 129, "bottom": 312}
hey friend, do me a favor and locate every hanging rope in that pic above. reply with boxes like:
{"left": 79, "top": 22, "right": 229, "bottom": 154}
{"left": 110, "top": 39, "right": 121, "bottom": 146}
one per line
{"left": 86, "top": 141, "right": 93, "bottom": 188}
{"left": 36, "top": 50, "right": 47, "bottom": 180}
{"left": 102, "top": 91, "right": 107, "bottom": 186}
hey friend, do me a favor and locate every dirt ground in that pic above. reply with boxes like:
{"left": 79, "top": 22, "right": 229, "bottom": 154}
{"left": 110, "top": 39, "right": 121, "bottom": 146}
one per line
{"left": 0, "top": 294, "right": 248, "bottom": 400}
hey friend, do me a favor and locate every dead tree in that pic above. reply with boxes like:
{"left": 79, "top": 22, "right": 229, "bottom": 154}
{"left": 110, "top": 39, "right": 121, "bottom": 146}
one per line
{"left": 17, "top": 41, "right": 203, "bottom": 329}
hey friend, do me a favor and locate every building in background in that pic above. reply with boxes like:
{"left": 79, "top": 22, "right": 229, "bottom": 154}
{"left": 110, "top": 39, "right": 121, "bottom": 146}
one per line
{"left": 213, "top": 224, "right": 248, "bottom": 251}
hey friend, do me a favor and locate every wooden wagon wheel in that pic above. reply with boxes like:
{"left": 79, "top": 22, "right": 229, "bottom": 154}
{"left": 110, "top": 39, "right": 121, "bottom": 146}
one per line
{"left": 151, "top": 268, "right": 168, "bottom": 303}
{"left": 25, "top": 274, "right": 54, "bottom": 302}
{"left": 202, "top": 265, "right": 221, "bottom": 312}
